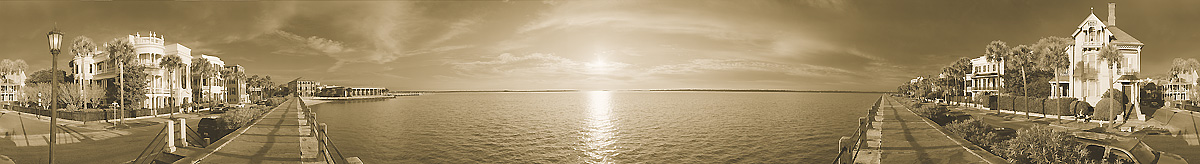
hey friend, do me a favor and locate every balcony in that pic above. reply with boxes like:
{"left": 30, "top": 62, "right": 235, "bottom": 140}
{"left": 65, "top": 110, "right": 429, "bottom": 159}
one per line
{"left": 969, "top": 87, "right": 1000, "bottom": 91}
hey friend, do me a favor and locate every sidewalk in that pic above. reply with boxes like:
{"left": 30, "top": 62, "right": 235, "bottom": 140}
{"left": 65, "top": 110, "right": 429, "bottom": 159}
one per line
{"left": 875, "top": 96, "right": 1006, "bottom": 164}
{"left": 176, "top": 96, "right": 321, "bottom": 163}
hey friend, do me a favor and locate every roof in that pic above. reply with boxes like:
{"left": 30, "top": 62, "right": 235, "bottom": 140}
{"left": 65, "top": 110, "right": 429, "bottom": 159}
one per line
{"left": 1049, "top": 75, "right": 1070, "bottom": 82}
{"left": 1108, "top": 27, "right": 1143, "bottom": 45}
{"left": 1117, "top": 75, "right": 1140, "bottom": 81}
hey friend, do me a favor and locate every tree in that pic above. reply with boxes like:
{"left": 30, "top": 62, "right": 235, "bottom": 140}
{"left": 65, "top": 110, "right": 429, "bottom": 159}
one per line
{"left": 1, "top": 59, "right": 30, "bottom": 78}
{"left": 25, "top": 69, "right": 71, "bottom": 84}
{"left": 942, "top": 57, "right": 972, "bottom": 105}
{"left": 1140, "top": 82, "right": 1164, "bottom": 110}
{"left": 70, "top": 36, "right": 98, "bottom": 110}
{"left": 190, "top": 57, "right": 216, "bottom": 103}
{"left": 107, "top": 38, "right": 149, "bottom": 124}
{"left": 219, "top": 67, "right": 233, "bottom": 103}
{"left": 159, "top": 55, "right": 184, "bottom": 117}
{"left": 1007, "top": 44, "right": 1036, "bottom": 118}
{"left": 1169, "top": 58, "right": 1191, "bottom": 81}
{"left": 1033, "top": 36, "right": 1072, "bottom": 120}
{"left": 221, "top": 67, "right": 246, "bottom": 103}
{"left": 1098, "top": 44, "right": 1123, "bottom": 90}
{"left": 984, "top": 41, "right": 1009, "bottom": 114}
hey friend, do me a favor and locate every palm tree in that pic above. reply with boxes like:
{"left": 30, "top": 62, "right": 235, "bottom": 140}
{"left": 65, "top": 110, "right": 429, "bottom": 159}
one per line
{"left": 984, "top": 41, "right": 1009, "bottom": 114}
{"left": 106, "top": 38, "right": 136, "bottom": 125}
{"left": 70, "top": 36, "right": 97, "bottom": 110}
{"left": 1008, "top": 44, "right": 1035, "bottom": 119}
{"left": 1098, "top": 44, "right": 1124, "bottom": 123}
{"left": 1033, "top": 36, "right": 1072, "bottom": 121}
{"left": 222, "top": 67, "right": 246, "bottom": 104}
{"left": 159, "top": 55, "right": 184, "bottom": 117}
{"left": 262, "top": 75, "right": 273, "bottom": 99}
{"left": 942, "top": 57, "right": 971, "bottom": 105}
{"left": 219, "top": 67, "right": 233, "bottom": 104}
{"left": 190, "top": 58, "right": 215, "bottom": 104}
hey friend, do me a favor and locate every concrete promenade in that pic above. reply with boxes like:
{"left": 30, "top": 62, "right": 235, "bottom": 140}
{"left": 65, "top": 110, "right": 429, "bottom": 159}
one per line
{"left": 873, "top": 96, "right": 1006, "bottom": 164}
{"left": 175, "top": 96, "right": 320, "bottom": 163}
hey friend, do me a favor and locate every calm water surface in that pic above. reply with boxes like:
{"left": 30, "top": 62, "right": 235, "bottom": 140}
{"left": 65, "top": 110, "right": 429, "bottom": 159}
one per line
{"left": 312, "top": 91, "right": 880, "bottom": 163}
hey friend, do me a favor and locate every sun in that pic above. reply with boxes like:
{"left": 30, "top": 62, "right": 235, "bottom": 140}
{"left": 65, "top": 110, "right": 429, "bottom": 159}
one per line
{"left": 584, "top": 59, "right": 623, "bottom": 74}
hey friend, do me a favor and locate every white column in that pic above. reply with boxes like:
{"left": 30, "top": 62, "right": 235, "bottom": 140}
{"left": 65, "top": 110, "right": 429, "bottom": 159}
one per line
{"left": 179, "top": 118, "right": 187, "bottom": 147}
{"left": 166, "top": 120, "right": 176, "bottom": 153}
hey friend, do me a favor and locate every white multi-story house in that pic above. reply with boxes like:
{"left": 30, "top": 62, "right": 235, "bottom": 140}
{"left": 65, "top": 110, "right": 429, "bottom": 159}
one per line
{"left": 72, "top": 32, "right": 194, "bottom": 109}
{"left": 193, "top": 54, "right": 226, "bottom": 103}
{"left": 965, "top": 56, "right": 1004, "bottom": 98}
{"left": 1164, "top": 72, "right": 1197, "bottom": 101}
{"left": 1, "top": 71, "right": 25, "bottom": 102}
{"left": 1058, "top": 3, "right": 1146, "bottom": 119}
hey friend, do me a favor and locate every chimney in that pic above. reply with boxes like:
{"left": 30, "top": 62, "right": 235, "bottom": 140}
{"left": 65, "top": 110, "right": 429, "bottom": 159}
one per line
{"left": 1108, "top": 2, "right": 1116, "bottom": 26}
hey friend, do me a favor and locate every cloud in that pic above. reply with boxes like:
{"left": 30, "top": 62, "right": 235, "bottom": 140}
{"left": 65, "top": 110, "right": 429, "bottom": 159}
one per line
{"left": 427, "top": 16, "right": 482, "bottom": 46}
{"left": 451, "top": 53, "right": 629, "bottom": 78}
{"left": 271, "top": 30, "right": 351, "bottom": 55}
{"left": 648, "top": 59, "right": 859, "bottom": 78}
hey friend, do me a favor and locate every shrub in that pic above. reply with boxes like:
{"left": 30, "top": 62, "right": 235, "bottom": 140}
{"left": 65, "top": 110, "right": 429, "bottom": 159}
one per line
{"left": 1073, "top": 100, "right": 1093, "bottom": 116}
{"left": 993, "top": 125, "right": 1094, "bottom": 164}
{"left": 1043, "top": 98, "right": 1077, "bottom": 116}
{"left": 945, "top": 119, "right": 1000, "bottom": 150}
{"left": 217, "top": 106, "right": 271, "bottom": 130}
{"left": 998, "top": 95, "right": 1015, "bottom": 111}
{"left": 916, "top": 105, "right": 949, "bottom": 121}
{"left": 1093, "top": 90, "right": 1128, "bottom": 121}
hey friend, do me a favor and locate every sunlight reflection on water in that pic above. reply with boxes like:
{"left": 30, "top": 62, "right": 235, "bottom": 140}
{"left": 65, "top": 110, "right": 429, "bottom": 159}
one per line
{"left": 581, "top": 91, "right": 620, "bottom": 164}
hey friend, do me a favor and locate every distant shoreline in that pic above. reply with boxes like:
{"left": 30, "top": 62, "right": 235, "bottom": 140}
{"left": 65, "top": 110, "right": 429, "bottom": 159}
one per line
{"left": 392, "top": 89, "right": 890, "bottom": 94}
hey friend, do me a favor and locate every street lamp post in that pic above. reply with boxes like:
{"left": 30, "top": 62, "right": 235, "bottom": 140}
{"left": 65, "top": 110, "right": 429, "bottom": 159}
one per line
{"left": 47, "top": 25, "right": 64, "bottom": 164}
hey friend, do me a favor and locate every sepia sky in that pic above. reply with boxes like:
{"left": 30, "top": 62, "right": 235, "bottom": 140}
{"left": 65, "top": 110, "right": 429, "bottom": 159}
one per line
{"left": 2, "top": 0, "right": 1199, "bottom": 91}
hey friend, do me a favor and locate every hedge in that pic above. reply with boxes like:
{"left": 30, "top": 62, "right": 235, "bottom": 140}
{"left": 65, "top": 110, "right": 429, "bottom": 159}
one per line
{"left": 1042, "top": 98, "right": 1077, "bottom": 116}
{"left": 998, "top": 95, "right": 1015, "bottom": 111}
{"left": 1029, "top": 98, "right": 1045, "bottom": 114}
{"left": 974, "top": 95, "right": 996, "bottom": 109}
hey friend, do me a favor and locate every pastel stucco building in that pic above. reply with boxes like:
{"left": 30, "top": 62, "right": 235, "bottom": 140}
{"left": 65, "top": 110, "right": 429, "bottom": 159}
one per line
{"left": 1051, "top": 3, "right": 1146, "bottom": 119}
{"left": 224, "top": 64, "right": 249, "bottom": 103}
{"left": 72, "top": 32, "right": 194, "bottom": 109}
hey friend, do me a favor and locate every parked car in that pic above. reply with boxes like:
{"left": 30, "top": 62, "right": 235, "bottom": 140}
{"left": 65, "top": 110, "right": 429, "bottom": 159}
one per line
{"left": 1073, "top": 132, "right": 1188, "bottom": 164}
{"left": 209, "top": 107, "right": 226, "bottom": 114}
{"left": 197, "top": 117, "right": 229, "bottom": 143}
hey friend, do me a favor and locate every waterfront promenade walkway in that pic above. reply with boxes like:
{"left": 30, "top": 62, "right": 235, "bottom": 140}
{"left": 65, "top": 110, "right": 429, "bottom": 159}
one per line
{"left": 872, "top": 96, "right": 1006, "bottom": 164}
{"left": 175, "top": 96, "right": 321, "bottom": 163}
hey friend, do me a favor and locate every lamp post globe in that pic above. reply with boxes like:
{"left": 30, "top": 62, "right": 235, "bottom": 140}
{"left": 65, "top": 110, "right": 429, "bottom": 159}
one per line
{"left": 47, "top": 26, "right": 63, "bottom": 164}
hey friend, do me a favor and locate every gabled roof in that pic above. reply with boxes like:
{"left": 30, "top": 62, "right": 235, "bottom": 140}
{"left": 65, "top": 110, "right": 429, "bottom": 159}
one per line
{"left": 1072, "top": 14, "right": 1106, "bottom": 36}
{"left": 1108, "top": 27, "right": 1143, "bottom": 46}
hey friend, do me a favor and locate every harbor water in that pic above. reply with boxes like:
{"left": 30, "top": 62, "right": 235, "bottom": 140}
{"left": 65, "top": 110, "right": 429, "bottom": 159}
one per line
{"left": 311, "top": 91, "right": 880, "bottom": 163}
